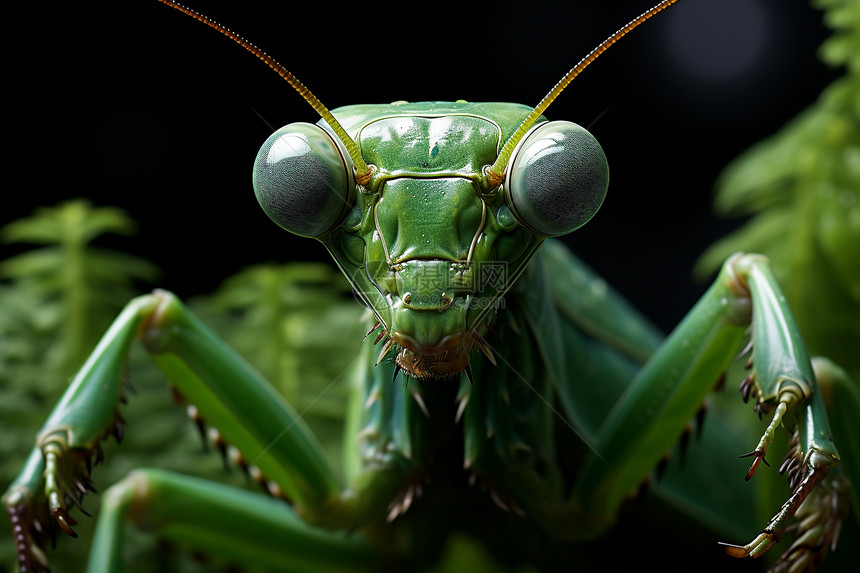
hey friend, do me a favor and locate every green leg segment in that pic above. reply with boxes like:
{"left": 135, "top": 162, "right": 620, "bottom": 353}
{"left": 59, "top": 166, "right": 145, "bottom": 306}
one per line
{"left": 814, "top": 357, "right": 860, "bottom": 519}
{"left": 568, "top": 254, "right": 848, "bottom": 565}
{"left": 572, "top": 254, "right": 750, "bottom": 521}
{"left": 732, "top": 357, "right": 859, "bottom": 573}
{"left": 88, "top": 468, "right": 375, "bottom": 573}
{"left": 5, "top": 295, "right": 164, "bottom": 571}
{"left": 338, "top": 339, "right": 431, "bottom": 527}
{"left": 3, "top": 289, "right": 411, "bottom": 570}
{"left": 140, "top": 290, "right": 339, "bottom": 512}
{"left": 458, "top": 253, "right": 645, "bottom": 538}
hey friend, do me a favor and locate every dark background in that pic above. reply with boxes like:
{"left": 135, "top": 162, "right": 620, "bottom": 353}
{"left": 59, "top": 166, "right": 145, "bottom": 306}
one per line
{"left": 6, "top": 0, "right": 840, "bottom": 331}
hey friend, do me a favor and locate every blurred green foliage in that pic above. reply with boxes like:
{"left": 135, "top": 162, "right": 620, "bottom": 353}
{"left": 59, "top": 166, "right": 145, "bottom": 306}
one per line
{"left": 697, "top": 0, "right": 860, "bottom": 382}
{"left": 0, "top": 201, "right": 363, "bottom": 572}
{"left": 0, "top": 200, "right": 159, "bottom": 380}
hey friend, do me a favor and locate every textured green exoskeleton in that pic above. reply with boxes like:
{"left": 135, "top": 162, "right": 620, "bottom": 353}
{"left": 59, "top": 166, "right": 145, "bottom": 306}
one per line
{"left": 4, "top": 1, "right": 858, "bottom": 572}
{"left": 253, "top": 102, "right": 609, "bottom": 381}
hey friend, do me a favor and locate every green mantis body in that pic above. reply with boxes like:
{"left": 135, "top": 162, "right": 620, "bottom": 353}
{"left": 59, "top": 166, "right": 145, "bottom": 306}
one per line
{"left": 4, "top": 1, "right": 859, "bottom": 572}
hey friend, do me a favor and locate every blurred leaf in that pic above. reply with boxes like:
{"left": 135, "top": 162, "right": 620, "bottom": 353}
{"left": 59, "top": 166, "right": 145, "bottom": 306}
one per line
{"left": 1, "top": 200, "right": 160, "bottom": 376}
{"left": 1, "top": 201, "right": 136, "bottom": 246}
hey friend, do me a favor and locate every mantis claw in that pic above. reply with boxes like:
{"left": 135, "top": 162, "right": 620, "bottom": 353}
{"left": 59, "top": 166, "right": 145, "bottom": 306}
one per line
{"left": 719, "top": 530, "right": 776, "bottom": 559}
{"left": 747, "top": 469, "right": 849, "bottom": 573}
{"left": 724, "top": 453, "right": 841, "bottom": 570}
{"left": 385, "top": 479, "right": 424, "bottom": 523}
{"left": 50, "top": 506, "right": 78, "bottom": 538}
{"left": 739, "top": 399, "right": 789, "bottom": 481}
{"left": 739, "top": 449, "right": 770, "bottom": 481}
{"left": 739, "top": 374, "right": 755, "bottom": 403}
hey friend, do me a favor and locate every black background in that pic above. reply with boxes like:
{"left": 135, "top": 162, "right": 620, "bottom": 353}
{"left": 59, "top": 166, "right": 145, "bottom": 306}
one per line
{"left": 6, "top": 0, "right": 839, "bottom": 331}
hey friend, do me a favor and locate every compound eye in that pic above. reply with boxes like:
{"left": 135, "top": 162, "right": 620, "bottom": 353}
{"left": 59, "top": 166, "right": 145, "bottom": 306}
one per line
{"left": 505, "top": 121, "right": 608, "bottom": 237}
{"left": 253, "top": 122, "right": 355, "bottom": 238}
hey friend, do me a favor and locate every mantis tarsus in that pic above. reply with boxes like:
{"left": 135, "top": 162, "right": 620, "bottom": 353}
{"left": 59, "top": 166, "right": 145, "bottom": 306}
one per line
{"left": 3, "top": 1, "right": 856, "bottom": 572}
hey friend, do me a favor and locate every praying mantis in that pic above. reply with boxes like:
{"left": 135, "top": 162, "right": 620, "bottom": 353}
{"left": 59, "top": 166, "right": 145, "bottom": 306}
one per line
{"left": 3, "top": 0, "right": 856, "bottom": 568}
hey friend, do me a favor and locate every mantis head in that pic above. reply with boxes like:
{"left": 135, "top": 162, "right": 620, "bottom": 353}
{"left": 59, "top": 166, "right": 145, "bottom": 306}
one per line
{"left": 252, "top": 103, "right": 608, "bottom": 380}
{"left": 158, "top": 0, "right": 680, "bottom": 380}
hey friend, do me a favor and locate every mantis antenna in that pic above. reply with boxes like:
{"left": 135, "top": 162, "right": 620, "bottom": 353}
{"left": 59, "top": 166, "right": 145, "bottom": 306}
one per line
{"left": 155, "top": 0, "right": 374, "bottom": 185}
{"left": 484, "top": 0, "right": 681, "bottom": 187}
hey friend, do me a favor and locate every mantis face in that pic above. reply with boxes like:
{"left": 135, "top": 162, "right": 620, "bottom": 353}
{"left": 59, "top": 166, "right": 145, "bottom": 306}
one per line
{"left": 155, "top": 0, "right": 674, "bottom": 381}
{"left": 253, "top": 101, "right": 608, "bottom": 379}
